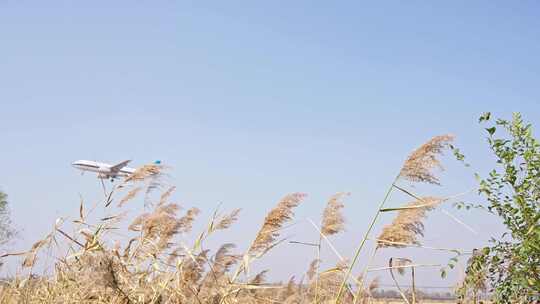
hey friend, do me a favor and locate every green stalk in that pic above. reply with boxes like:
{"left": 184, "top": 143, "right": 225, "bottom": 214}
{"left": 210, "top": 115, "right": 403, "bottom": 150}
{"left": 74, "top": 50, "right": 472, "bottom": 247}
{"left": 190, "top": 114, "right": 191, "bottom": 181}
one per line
{"left": 352, "top": 246, "right": 378, "bottom": 304}
{"left": 411, "top": 266, "right": 416, "bottom": 304}
{"left": 334, "top": 176, "right": 398, "bottom": 304}
{"left": 314, "top": 235, "right": 322, "bottom": 304}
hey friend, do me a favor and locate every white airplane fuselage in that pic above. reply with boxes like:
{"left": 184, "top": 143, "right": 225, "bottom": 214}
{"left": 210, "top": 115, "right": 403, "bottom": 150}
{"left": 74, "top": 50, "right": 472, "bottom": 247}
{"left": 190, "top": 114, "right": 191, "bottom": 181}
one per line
{"left": 72, "top": 160, "right": 135, "bottom": 179}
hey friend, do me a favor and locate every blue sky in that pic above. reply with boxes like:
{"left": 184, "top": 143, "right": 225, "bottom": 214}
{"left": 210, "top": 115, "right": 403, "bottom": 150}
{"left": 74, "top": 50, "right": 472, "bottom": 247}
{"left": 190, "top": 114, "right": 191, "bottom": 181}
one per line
{"left": 1, "top": 1, "right": 539, "bottom": 289}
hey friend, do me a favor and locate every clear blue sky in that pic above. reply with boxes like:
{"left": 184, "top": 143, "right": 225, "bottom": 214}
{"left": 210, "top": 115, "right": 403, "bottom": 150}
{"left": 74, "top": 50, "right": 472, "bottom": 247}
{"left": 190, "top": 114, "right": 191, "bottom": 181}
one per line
{"left": 1, "top": 1, "right": 539, "bottom": 289}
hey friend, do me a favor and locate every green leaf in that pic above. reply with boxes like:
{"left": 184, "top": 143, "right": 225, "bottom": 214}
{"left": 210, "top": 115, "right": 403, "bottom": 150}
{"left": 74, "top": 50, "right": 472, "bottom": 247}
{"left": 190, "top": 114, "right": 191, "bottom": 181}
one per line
{"left": 440, "top": 268, "right": 447, "bottom": 279}
{"left": 379, "top": 204, "right": 433, "bottom": 212}
{"left": 486, "top": 127, "right": 496, "bottom": 135}
{"left": 479, "top": 112, "right": 491, "bottom": 122}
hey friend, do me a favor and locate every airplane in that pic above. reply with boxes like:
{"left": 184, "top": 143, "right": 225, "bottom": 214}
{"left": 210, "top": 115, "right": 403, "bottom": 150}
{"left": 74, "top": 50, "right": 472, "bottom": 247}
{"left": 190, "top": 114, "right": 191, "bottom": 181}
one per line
{"left": 72, "top": 159, "right": 162, "bottom": 181}
{"left": 71, "top": 159, "right": 136, "bottom": 181}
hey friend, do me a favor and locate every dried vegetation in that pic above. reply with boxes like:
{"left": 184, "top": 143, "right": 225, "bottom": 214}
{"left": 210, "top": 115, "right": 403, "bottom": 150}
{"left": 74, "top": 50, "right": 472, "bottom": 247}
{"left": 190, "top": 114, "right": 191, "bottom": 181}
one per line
{"left": 0, "top": 135, "right": 471, "bottom": 304}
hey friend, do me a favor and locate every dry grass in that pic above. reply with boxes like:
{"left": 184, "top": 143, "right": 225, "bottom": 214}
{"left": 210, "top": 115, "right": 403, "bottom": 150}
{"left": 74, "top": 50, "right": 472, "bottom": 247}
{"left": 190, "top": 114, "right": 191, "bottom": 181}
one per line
{"left": 399, "top": 134, "right": 454, "bottom": 185}
{"left": 377, "top": 197, "right": 443, "bottom": 249}
{"left": 0, "top": 135, "right": 479, "bottom": 304}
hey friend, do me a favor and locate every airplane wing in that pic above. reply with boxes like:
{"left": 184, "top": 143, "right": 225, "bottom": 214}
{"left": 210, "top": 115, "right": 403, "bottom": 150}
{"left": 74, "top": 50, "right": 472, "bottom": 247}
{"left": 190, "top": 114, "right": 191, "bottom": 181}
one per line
{"left": 110, "top": 160, "right": 131, "bottom": 172}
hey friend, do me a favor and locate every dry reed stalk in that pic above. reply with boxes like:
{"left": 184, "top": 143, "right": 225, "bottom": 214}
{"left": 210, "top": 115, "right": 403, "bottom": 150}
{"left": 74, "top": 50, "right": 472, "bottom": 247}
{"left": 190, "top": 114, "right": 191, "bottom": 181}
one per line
{"left": 371, "top": 238, "right": 472, "bottom": 254}
{"left": 352, "top": 245, "right": 378, "bottom": 304}
{"left": 180, "top": 249, "right": 209, "bottom": 287}
{"left": 367, "top": 263, "right": 441, "bottom": 272}
{"left": 388, "top": 258, "right": 411, "bottom": 304}
{"left": 314, "top": 261, "right": 354, "bottom": 303}
{"left": 335, "top": 135, "right": 454, "bottom": 304}
{"left": 199, "top": 243, "right": 240, "bottom": 297}
{"left": 308, "top": 219, "right": 344, "bottom": 262}
{"left": 280, "top": 276, "right": 296, "bottom": 301}
{"left": 313, "top": 193, "right": 348, "bottom": 304}
{"left": 221, "top": 193, "right": 306, "bottom": 303}
{"left": 22, "top": 239, "right": 48, "bottom": 268}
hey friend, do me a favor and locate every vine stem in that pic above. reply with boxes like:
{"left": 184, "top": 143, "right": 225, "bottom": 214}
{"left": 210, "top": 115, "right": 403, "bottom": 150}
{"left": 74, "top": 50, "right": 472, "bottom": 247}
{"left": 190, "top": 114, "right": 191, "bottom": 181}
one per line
{"left": 334, "top": 175, "right": 398, "bottom": 304}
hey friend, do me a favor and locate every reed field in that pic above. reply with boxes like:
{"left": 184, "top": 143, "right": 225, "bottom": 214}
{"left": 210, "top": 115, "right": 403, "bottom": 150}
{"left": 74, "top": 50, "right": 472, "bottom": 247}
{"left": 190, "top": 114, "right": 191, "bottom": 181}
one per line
{"left": 3, "top": 2, "right": 540, "bottom": 303}
{"left": 0, "top": 121, "right": 537, "bottom": 304}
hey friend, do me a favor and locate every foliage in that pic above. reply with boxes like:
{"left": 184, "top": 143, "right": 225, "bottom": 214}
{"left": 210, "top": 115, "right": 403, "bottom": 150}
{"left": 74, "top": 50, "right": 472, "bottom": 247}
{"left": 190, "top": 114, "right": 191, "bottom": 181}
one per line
{"left": 458, "top": 113, "right": 540, "bottom": 303}
{"left": 0, "top": 190, "right": 15, "bottom": 246}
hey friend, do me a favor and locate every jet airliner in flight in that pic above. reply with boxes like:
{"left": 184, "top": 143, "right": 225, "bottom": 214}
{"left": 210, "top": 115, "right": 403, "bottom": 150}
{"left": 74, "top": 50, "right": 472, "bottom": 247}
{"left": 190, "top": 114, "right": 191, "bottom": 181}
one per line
{"left": 72, "top": 159, "right": 135, "bottom": 181}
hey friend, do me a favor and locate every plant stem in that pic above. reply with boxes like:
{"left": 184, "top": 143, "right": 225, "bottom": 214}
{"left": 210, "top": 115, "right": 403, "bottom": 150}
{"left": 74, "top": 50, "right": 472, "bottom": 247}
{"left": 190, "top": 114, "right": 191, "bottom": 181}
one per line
{"left": 352, "top": 246, "right": 378, "bottom": 304}
{"left": 411, "top": 266, "right": 416, "bottom": 304}
{"left": 388, "top": 258, "right": 411, "bottom": 304}
{"left": 314, "top": 235, "right": 322, "bottom": 304}
{"left": 334, "top": 176, "right": 398, "bottom": 304}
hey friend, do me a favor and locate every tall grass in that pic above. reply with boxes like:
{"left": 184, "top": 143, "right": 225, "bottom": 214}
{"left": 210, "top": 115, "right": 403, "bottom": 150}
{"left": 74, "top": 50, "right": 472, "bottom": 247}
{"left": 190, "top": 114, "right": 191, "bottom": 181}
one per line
{"left": 0, "top": 135, "right": 469, "bottom": 304}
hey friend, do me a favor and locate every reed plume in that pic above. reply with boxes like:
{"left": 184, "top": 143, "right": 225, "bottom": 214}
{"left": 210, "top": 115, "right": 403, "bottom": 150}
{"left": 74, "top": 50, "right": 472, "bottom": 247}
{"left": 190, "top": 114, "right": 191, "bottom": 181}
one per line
{"left": 158, "top": 186, "right": 176, "bottom": 205}
{"left": 22, "top": 239, "right": 48, "bottom": 268}
{"left": 250, "top": 270, "right": 269, "bottom": 285}
{"left": 249, "top": 193, "right": 306, "bottom": 255}
{"left": 368, "top": 277, "right": 379, "bottom": 295}
{"left": 211, "top": 243, "right": 239, "bottom": 276}
{"left": 336, "top": 135, "right": 453, "bottom": 303}
{"left": 321, "top": 192, "right": 348, "bottom": 236}
{"left": 306, "top": 259, "right": 320, "bottom": 281}
{"left": 214, "top": 208, "right": 241, "bottom": 231}
{"left": 181, "top": 249, "right": 209, "bottom": 286}
{"left": 125, "top": 164, "right": 162, "bottom": 182}
{"left": 377, "top": 197, "right": 442, "bottom": 248}
{"left": 128, "top": 203, "right": 185, "bottom": 253}
{"left": 177, "top": 207, "right": 200, "bottom": 234}
{"left": 118, "top": 186, "right": 142, "bottom": 207}
{"left": 316, "top": 260, "right": 353, "bottom": 302}
{"left": 399, "top": 134, "right": 454, "bottom": 185}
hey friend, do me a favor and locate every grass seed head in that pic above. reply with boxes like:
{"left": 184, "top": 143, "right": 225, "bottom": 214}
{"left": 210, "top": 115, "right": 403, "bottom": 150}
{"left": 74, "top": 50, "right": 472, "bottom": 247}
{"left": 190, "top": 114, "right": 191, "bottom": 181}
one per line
{"left": 321, "top": 192, "right": 348, "bottom": 236}
{"left": 306, "top": 259, "right": 320, "bottom": 281}
{"left": 215, "top": 208, "right": 241, "bottom": 231}
{"left": 377, "top": 197, "right": 442, "bottom": 248}
{"left": 118, "top": 186, "right": 142, "bottom": 207}
{"left": 399, "top": 134, "right": 454, "bottom": 185}
{"left": 125, "top": 164, "right": 162, "bottom": 182}
{"left": 249, "top": 193, "right": 306, "bottom": 255}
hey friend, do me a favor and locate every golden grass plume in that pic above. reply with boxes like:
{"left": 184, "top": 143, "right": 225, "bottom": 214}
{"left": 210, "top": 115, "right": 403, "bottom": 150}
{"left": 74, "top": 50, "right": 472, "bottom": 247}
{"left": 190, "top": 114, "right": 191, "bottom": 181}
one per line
{"left": 249, "top": 193, "right": 306, "bottom": 255}
{"left": 377, "top": 197, "right": 442, "bottom": 248}
{"left": 321, "top": 192, "right": 348, "bottom": 236}
{"left": 399, "top": 134, "right": 454, "bottom": 185}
